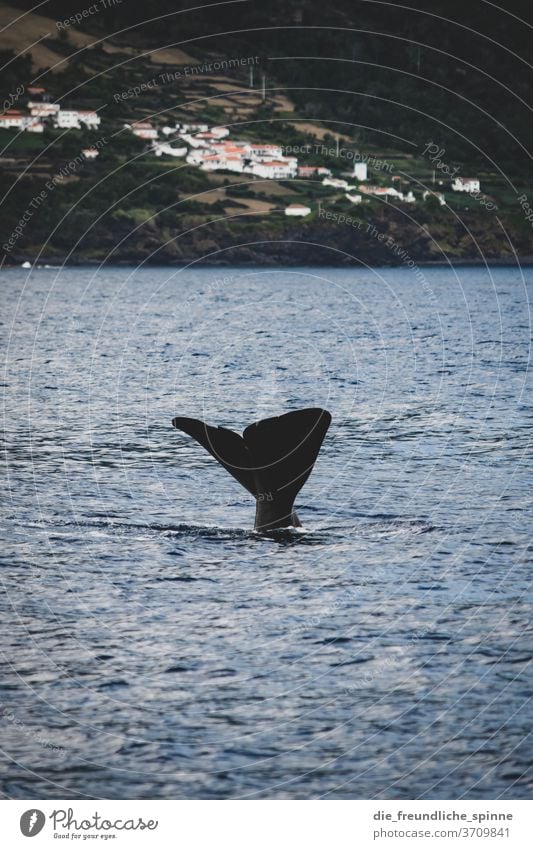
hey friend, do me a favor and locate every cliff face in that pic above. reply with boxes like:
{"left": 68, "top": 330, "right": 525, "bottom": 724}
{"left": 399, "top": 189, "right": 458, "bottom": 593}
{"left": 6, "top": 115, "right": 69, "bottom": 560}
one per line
{"left": 9, "top": 208, "right": 532, "bottom": 266}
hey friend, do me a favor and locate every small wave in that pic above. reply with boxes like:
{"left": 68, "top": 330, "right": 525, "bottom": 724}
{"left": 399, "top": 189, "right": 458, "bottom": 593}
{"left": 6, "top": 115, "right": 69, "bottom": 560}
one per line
{"left": 24, "top": 515, "right": 437, "bottom": 545}
{"left": 326, "top": 516, "right": 438, "bottom": 537}
{"left": 20, "top": 517, "right": 342, "bottom": 550}
{"left": 362, "top": 520, "right": 437, "bottom": 537}
{"left": 26, "top": 517, "right": 258, "bottom": 541}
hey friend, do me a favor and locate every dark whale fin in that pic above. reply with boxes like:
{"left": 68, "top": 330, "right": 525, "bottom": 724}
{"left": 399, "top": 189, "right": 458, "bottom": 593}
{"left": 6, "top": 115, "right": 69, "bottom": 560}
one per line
{"left": 172, "top": 408, "right": 331, "bottom": 530}
{"left": 242, "top": 408, "right": 331, "bottom": 502}
{"left": 171, "top": 417, "right": 256, "bottom": 495}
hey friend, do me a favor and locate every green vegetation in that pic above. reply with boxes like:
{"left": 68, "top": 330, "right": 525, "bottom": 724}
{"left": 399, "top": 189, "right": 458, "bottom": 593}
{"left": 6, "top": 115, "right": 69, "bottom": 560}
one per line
{"left": 1, "top": 1, "right": 533, "bottom": 263}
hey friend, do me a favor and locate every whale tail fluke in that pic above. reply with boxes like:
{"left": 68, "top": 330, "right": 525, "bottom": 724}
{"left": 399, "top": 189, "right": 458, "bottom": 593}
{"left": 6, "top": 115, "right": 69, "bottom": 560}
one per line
{"left": 171, "top": 416, "right": 257, "bottom": 495}
{"left": 172, "top": 408, "right": 331, "bottom": 530}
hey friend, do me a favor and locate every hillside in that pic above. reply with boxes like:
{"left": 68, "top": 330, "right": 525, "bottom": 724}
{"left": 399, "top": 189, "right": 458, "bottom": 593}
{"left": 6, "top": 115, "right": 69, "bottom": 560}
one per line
{"left": 1, "top": 0, "right": 533, "bottom": 265}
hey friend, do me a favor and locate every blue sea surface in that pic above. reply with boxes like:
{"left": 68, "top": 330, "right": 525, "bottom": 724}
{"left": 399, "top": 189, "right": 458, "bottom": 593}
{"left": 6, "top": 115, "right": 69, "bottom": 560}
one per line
{"left": 1, "top": 264, "right": 531, "bottom": 799}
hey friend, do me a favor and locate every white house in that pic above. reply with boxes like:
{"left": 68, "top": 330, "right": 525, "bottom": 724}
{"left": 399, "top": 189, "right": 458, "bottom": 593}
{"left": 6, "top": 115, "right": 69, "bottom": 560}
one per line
{"left": 28, "top": 101, "right": 59, "bottom": 118}
{"left": 195, "top": 131, "right": 220, "bottom": 143}
{"left": 55, "top": 109, "right": 100, "bottom": 129}
{"left": 345, "top": 192, "right": 362, "bottom": 204}
{"left": 130, "top": 121, "right": 158, "bottom": 140}
{"left": 353, "top": 162, "right": 368, "bottom": 181}
{"left": 250, "top": 158, "right": 297, "bottom": 179}
{"left": 322, "top": 177, "right": 351, "bottom": 189}
{"left": 195, "top": 151, "right": 245, "bottom": 173}
{"left": 0, "top": 110, "right": 46, "bottom": 131}
{"left": 452, "top": 176, "right": 480, "bottom": 193}
{"left": 186, "top": 148, "right": 206, "bottom": 166}
{"left": 194, "top": 153, "right": 225, "bottom": 171}
{"left": 360, "top": 185, "right": 404, "bottom": 199}
{"left": 178, "top": 123, "right": 208, "bottom": 134}
{"left": 152, "top": 142, "right": 187, "bottom": 158}
{"left": 249, "top": 143, "right": 284, "bottom": 160}
{"left": 77, "top": 110, "right": 100, "bottom": 129}
{"left": 285, "top": 203, "right": 311, "bottom": 217}
{"left": 55, "top": 110, "right": 82, "bottom": 128}
{"left": 82, "top": 147, "right": 100, "bottom": 159}
{"left": 220, "top": 141, "right": 250, "bottom": 156}
{"left": 298, "top": 166, "right": 332, "bottom": 178}
{"left": 181, "top": 133, "right": 210, "bottom": 148}
{"left": 221, "top": 155, "right": 246, "bottom": 173}
{"left": 26, "top": 119, "right": 44, "bottom": 133}
{"left": 0, "top": 110, "right": 26, "bottom": 129}
{"left": 211, "top": 126, "right": 230, "bottom": 138}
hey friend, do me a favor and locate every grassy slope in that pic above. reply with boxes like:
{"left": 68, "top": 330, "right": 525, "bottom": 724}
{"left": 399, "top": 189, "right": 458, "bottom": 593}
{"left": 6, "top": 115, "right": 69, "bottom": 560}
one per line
{"left": 1, "top": 0, "right": 532, "bottom": 263}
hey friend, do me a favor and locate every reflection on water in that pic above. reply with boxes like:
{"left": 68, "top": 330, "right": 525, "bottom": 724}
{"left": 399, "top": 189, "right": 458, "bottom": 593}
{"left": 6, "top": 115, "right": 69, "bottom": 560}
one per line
{"left": 1, "top": 265, "right": 532, "bottom": 799}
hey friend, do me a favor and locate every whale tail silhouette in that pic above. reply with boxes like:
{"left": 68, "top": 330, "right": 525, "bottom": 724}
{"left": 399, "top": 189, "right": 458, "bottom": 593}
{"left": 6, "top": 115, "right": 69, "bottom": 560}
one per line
{"left": 172, "top": 408, "right": 331, "bottom": 530}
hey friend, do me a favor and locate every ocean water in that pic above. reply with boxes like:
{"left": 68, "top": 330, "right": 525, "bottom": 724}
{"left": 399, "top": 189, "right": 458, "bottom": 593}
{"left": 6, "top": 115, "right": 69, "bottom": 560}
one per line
{"left": 1, "top": 264, "right": 531, "bottom": 800}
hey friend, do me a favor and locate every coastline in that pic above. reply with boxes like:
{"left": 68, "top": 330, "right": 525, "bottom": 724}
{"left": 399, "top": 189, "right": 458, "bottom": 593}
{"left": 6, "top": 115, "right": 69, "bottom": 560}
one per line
{"left": 4, "top": 256, "right": 533, "bottom": 269}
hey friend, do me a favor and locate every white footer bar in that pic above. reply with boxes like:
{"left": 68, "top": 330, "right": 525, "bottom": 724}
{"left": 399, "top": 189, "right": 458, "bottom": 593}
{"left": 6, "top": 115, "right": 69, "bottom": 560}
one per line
{"left": 2, "top": 799, "right": 531, "bottom": 848}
